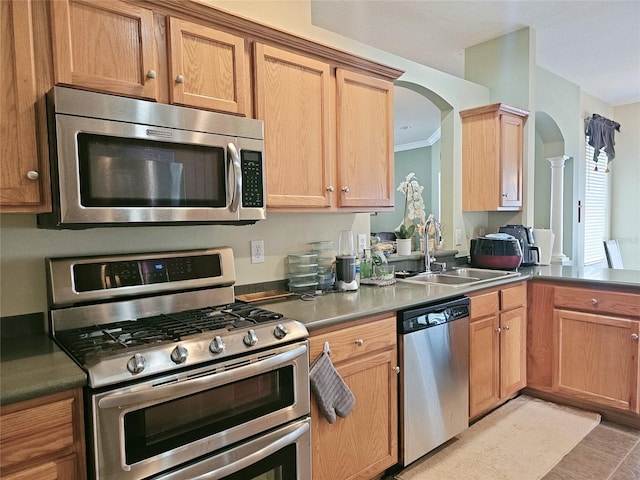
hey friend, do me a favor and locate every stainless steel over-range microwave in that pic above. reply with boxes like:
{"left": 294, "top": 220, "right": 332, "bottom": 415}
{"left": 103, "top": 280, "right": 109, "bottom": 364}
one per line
{"left": 38, "top": 87, "right": 266, "bottom": 229}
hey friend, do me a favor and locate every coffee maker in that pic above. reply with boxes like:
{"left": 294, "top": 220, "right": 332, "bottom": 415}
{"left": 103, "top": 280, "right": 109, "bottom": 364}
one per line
{"left": 498, "top": 225, "right": 540, "bottom": 266}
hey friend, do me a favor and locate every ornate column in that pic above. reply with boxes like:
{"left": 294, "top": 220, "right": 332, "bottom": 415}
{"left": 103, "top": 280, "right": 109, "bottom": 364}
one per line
{"left": 548, "top": 155, "right": 570, "bottom": 264}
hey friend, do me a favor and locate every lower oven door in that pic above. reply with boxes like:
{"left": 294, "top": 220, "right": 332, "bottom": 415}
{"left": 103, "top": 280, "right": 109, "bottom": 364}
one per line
{"left": 90, "top": 341, "right": 309, "bottom": 480}
{"left": 151, "top": 417, "right": 311, "bottom": 480}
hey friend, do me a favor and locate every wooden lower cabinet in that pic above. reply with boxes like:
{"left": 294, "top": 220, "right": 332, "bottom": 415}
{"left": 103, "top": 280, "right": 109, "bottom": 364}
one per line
{"left": 308, "top": 315, "right": 398, "bottom": 480}
{"left": 469, "top": 283, "right": 527, "bottom": 418}
{"left": 553, "top": 308, "right": 639, "bottom": 413}
{"left": 0, "top": 389, "right": 86, "bottom": 480}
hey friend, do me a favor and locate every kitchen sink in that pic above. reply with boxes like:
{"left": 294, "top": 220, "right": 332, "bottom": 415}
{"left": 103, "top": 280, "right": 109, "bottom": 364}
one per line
{"left": 398, "top": 267, "right": 520, "bottom": 287}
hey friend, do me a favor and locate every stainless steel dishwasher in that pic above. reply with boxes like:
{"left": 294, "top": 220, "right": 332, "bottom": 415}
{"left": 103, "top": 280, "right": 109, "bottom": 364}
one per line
{"left": 398, "top": 296, "right": 470, "bottom": 467}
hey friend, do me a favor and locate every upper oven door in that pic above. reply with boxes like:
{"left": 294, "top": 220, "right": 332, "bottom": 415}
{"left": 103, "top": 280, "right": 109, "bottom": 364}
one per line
{"left": 51, "top": 114, "right": 258, "bottom": 226}
{"left": 90, "top": 341, "right": 310, "bottom": 480}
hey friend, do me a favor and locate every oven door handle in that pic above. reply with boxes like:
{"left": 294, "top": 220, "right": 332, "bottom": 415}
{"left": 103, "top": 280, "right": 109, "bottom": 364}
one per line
{"left": 97, "top": 344, "right": 307, "bottom": 409}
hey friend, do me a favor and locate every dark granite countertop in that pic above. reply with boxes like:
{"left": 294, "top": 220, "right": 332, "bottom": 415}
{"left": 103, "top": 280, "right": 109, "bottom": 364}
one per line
{"left": 261, "top": 265, "right": 640, "bottom": 331}
{"left": 1, "top": 265, "right": 637, "bottom": 405}
{"left": 0, "top": 334, "right": 86, "bottom": 406}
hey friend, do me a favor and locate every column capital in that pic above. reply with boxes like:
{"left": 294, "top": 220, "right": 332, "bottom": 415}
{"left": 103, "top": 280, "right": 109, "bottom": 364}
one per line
{"left": 547, "top": 155, "right": 570, "bottom": 167}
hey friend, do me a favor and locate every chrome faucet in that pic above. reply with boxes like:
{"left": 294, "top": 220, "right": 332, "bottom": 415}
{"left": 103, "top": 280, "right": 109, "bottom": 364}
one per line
{"left": 423, "top": 215, "right": 439, "bottom": 272}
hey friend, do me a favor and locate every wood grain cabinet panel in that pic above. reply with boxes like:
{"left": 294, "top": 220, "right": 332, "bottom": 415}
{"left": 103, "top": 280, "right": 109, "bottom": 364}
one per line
{"left": 336, "top": 69, "right": 394, "bottom": 210}
{"left": 309, "top": 315, "right": 398, "bottom": 480}
{"left": 254, "top": 43, "right": 334, "bottom": 208}
{"left": 553, "top": 309, "right": 640, "bottom": 413}
{"left": 50, "top": 0, "right": 158, "bottom": 99}
{"left": 168, "top": 17, "right": 248, "bottom": 114}
{"left": 0, "top": 389, "right": 86, "bottom": 480}
{"left": 0, "top": 0, "right": 49, "bottom": 211}
{"left": 469, "top": 283, "right": 527, "bottom": 418}
{"left": 460, "top": 103, "right": 528, "bottom": 211}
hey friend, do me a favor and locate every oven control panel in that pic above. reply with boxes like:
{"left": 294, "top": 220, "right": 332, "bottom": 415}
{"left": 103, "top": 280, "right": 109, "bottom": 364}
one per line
{"left": 72, "top": 254, "right": 223, "bottom": 292}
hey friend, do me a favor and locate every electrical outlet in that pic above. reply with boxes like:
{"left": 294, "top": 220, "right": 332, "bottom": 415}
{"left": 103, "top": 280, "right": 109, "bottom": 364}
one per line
{"left": 455, "top": 229, "right": 463, "bottom": 246}
{"left": 357, "top": 234, "right": 367, "bottom": 252}
{"left": 250, "top": 240, "right": 264, "bottom": 264}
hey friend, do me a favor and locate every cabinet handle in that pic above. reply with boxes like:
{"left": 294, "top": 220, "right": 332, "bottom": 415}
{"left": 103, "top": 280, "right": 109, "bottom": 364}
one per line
{"left": 342, "top": 186, "right": 350, "bottom": 193}
{"left": 147, "top": 70, "right": 157, "bottom": 79}
{"left": 26, "top": 170, "right": 39, "bottom": 181}
{"left": 591, "top": 298, "right": 598, "bottom": 305}
{"left": 503, "top": 325, "right": 510, "bottom": 331}
{"left": 495, "top": 327, "right": 501, "bottom": 333}
{"left": 354, "top": 339, "right": 364, "bottom": 346}
{"left": 632, "top": 334, "right": 639, "bottom": 340}
{"left": 393, "top": 366, "right": 400, "bottom": 374}
{"left": 326, "top": 186, "right": 335, "bottom": 192}
{"left": 176, "top": 74, "right": 185, "bottom": 84}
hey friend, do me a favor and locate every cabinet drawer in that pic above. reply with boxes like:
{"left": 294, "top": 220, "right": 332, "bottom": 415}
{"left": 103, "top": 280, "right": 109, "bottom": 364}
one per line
{"left": 554, "top": 285, "right": 640, "bottom": 318}
{"left": 0, "top": 396, "right": 75, "bottom": 469}
{"left": 469, "top": 291, "right": 499, "bottom": 320}
{"left": 309, "top": 316, "right": 396, "bottom": 365}
{"left": 501, "top": 283, "right": 527, "bottom": 311}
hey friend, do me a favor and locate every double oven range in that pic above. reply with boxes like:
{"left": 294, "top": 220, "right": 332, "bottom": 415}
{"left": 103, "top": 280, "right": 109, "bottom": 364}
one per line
{"left": 47, "top": 247, "right": 310, "bottom": 480}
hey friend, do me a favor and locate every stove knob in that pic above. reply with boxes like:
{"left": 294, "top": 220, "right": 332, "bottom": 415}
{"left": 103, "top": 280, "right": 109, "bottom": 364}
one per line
{"left": 273, "top": 324, "right": 288, "bottom": 340}
{"left": 209, "top": 336, "right": 226, "bottom": 354}
{"left": 243, "top": 329, "right": 258, "bottom": 347}
{"left": 127, "top": 353, "right": 146, "bottom": 374}
{"left": 170, "top": 345, "right": 188, "bottom": 364}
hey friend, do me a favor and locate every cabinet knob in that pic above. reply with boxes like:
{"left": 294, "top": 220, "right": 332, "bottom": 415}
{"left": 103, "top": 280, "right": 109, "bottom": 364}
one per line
{"left": 342, "top": 186, "right": 350, "bottom": 193}
{"left": 591, "top": 298, "right": 598, "bottom": 305}
{"left": 496, "top": 327, "right": 501, "bottom": 333}
{"left": 503, "top": 325, "right": 510, "bottom": 331}
{"left": 632, "top": 334, "right": 639, "bottom": 340}
{"left": 326, "top": 186, "right": 335, "bottom": 192}
{"left": 26, "top": 170, "right": 39, "bottom": 181}
{"left": 393, "top": 366, "right": 400, "bottom": 374}
{"left": 355, "top": 339, "right": 364, "bottom": 346}
{"left": 176, "top": 74, "right": 185, "bottom": 84}
{"left": 147, "top": 69, "right": 157, "bottom": 79}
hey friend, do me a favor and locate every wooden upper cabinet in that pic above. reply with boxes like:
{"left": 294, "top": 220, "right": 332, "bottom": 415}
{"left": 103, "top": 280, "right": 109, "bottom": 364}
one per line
{"left": 460, "top": 103, "right": 528, "bottom": 211}
{"left": 254, "top": 43, "right": 334, "bottom": 208}
{"left": 1, "top": 0, "right": 48, "bottom": 211}
{"left": 336, "top": 69, "right": 394, "bottom": 209}
{"left": 50, "top": 0, "right": 158, "bottom": 100}
{"left": 168, "top": 17, "right": 248, "bottom": 115}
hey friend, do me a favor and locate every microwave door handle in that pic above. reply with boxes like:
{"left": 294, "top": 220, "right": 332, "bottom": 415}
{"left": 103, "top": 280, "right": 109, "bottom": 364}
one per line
{"left": 227, "top": 143, "right": 241, "bottom": 213}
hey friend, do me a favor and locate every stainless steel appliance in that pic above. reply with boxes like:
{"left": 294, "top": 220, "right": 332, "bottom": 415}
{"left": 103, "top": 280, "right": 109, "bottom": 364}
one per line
{"left": 398, "top": 297, "right": 470, "bottom": 466}
{"left": 498, "top": 225, "right": 540, "bottom": 266}
{"left": 38, "top": 87, "right": 266, "bottom": 229}
{"left": 47, "top": 248, "right": 310, "bottom": 480}
{"left": 470, "top": 233, "right": 524, "bottom": 269}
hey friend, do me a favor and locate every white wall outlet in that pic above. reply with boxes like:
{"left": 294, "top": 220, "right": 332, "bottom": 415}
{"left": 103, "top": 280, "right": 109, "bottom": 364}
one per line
{"left": 357, "top": 233, "right": 367, "bottom": 252}
{"left": 455, "top": 229, "right": 463, "bottom": 246}
{"left": 250, "top": 240, "right": 265, "bottom": 264}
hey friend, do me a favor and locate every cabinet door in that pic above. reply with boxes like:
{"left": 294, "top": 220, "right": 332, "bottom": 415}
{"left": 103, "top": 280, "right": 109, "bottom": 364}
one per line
{"left": 499, "top": 113, "right": 523, "bottom": 209}
{"left": 3, "top": 455, "right": 76, "bottom": 480}
{"left": 500, "top": 306, "right": 527, "bottom": 398}
{"left": 168, "top": 18, "right": 247, "bottom": 114}
{"left": 0, "top": 0, "right": 44, "bottom": 210}
{"left": 336, "top": 69, "right": 394, "bottom": 209}
{"left": 553, "top": 309, "right": 639, "bottom": 412}
{"left": 469, "top": 314, "right": 500, "bottom": 418}
{"left": 50, "top": 0, "right": 157, "bottom": 99}
{"left": 254, "top": 43, "right": 334, "bottom": 208}
{"left": 311, "top": 349, "right": 398, "bottom": 480}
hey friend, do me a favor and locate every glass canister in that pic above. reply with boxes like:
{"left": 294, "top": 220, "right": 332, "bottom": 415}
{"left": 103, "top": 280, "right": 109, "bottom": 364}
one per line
{"left": 360, "top": 248, "right": 373, "bottom": 279}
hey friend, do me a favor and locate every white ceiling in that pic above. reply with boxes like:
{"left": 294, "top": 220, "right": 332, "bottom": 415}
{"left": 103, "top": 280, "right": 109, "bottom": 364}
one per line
{"left": 310, "top": 0, "right": 640, "bottom": 146}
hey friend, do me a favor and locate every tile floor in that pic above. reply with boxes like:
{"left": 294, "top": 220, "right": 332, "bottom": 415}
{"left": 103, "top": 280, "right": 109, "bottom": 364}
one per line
{"left": 543, "top": 421, "right": 640, "bottom": 480}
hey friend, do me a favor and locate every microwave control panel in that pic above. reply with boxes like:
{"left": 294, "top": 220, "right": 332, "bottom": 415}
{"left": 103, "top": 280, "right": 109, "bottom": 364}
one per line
{"left": 241, "top": 150, "right": 264, "bottom": 208}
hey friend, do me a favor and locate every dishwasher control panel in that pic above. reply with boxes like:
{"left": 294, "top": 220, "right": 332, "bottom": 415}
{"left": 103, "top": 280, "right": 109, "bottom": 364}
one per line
{"left": 398, "top": 297, "right": 470, "bottom": 334}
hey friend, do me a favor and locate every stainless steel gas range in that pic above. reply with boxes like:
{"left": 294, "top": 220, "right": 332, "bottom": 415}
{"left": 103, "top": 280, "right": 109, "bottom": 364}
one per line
{"left": 47, "top": 248, "right": 311, "bottom": 480}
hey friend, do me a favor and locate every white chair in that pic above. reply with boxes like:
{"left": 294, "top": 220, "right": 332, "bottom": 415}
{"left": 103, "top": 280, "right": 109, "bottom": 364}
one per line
{"left": 603, "top": 240, "right": 624, "bottom": 269}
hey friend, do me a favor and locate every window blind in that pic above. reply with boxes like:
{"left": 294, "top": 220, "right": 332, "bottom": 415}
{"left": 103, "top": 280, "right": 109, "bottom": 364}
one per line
{"left": 583, "top": 140, "right": 609, "bottom": 265}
